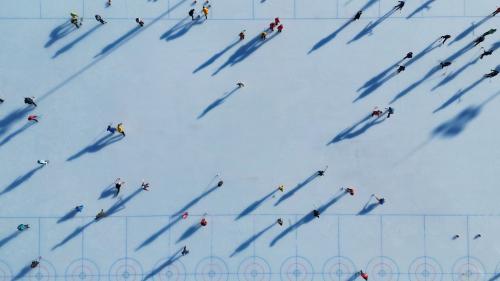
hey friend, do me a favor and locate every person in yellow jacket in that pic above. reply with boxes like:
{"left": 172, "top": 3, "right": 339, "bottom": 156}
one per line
{"left": 117, "top": 123, "right": 125, "bottom": 136}
{"left": 70, "top": 12, "right": 81, "bottom": 28}
{"left": 202, "top": 6, "right": 209, "bottom": 19}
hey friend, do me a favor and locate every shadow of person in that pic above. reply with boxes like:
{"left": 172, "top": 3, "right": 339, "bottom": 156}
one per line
{"left": 99, "top": 183, "right": 116, "bottom": 199}
{"left": 105, "top": 188, "right": 143, "bottom": 217}
{"left": 57, "top": 208, "right": 80, "bottom": 224}
{"left": 0, "top": 122, "right": 35, "bottom": 147}
{"left": 328, "top": 114, "right": 386, "bottom": 145}
{"left": 213, "top": 31, "right": 280, "bottom": 75}
{"left": 406, "top": 0, "right": 435, "bottom": 19}
{"left": 235, "top": 189, "right": 278, "bottom": 220}
{"left": 448, "top": 15, "right": 492, "bottom": 46}
{"left": 53, "top": 24, "right": 104, "bottom": 58}
{"left": 433, "top": 76, "right": 487, "bottom": 113}
{"left": 270, "top": 192, "right": 346, "bottom": 246}
{"left": 488, "top": 272, "right": 500, "bottom": 281}
{"left": 274, "top": 173, "right": 319, "bottom": 206}
{"left": 432, "top": 91, "right": 500, "bottom": 138}
{"left": 309, "top": 19, "right": 354, "bottom": 54}
{"left": 67, "top": 132, "right": 124, "bottom": 161}
{"left": 176, "top": 223, "right": 202, "bottom": 243}
{"left": 143, "top": 248, "right": 183, "bottom": 281}
{"left": 193, "top": 40, "right": 240, "bottom": 74}
{"left": 0, "top": 106, "right": 35, "bottom": 139}
{"left": 160, "top": 16, "right": 203, "bottom": 41}
{"left": 94, "top": 25, "right": 142, "bottom": 58}
{"left": 12, "top": 265, "right": 31, "bottom": 281}
{"left": 0, "top": 231, "right": 21, "bottom": 249}
{"left": 347, "top": 272, "right": 360, "bottom": 281}
{"left": 230, "top": 223, "right": 275, "bottom": 257}
{"left": 357, "top": 58, "right": 404, "bottom": 93}
{"left": 45, "top": 21, "right": 75, "bottom": 48}
{"left": 348, "top": 8, "right": 396, "bottom": 44}
{"left": 197, "top": 87, "right": 240, "bottom": 119}
{"left": 357, "top": 195, "right": 381, "bottom": 215}
{"left": 52, "top": 221, "right": 94, "bottom": 250}
{"left": 357, "top": 202, "right": 379, "bottom": 215}
{"left": 0, "top": 166, "right": 43, "bottom": 195}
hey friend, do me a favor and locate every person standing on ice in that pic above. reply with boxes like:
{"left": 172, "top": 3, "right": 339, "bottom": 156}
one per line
{"left": 24, "top": 97, "right": 37, "bottom": 107}
{"left": 386, "top": 107, "right": 394, "bottom": 118}
{"left": 141, "top": 180, "right": 150, "bottom": 191}
{"left": 260, "top": 31, "right": 267, "bottom": 40}
{"left": 274, "top": 17, "right": 280, "bottom": 26}
{"left": 0, "top": 98, "right": 4, "bottom": 104}
{"left": 202, "top": 6, "right": 209, "bottom": 19}
{"left": 277, "top": 24, "right": 284, "bottom": 33}
{"left": 440, "top": 61, "right": 452, "bottom": 69}
{"left": 393, "top": 1, "right": 405, "bottom": 11}
{"left": 353, "top": 10, "right": 362, "bottom": 20}
{"left": 200, "top": 218, "right": 208, "bottom": 226}
{"left": 189, "top": 9, "right": 195, "bottom": 20}
{"left": 269, "top": 22, "right": 276, "bottom": 31}
{"left": 397, "top": 65, "right": 405, "bottom": 73}
{"left": 341, "top": 187, "right": 355, "bottom": 196}
{"left": 484, "top": 69, "right": 498, "bottom": 78}
{"left": 95, "top": 209, "right": 106, "bottom": 220}
{"left": 239, "top": 30, "right": 246, "bottom": 40}
{"left": 117, "top": 123, "right": 125, "bottom": 136}
{"left": 404, "top": 52, "right": 413, "bottom": 59}
{"left": 372, "top": 108, "right": 383, "bottom": 117}
{"left": 17, "top": 224, "right": 30, "bottom": 231}
{"left": 480, "top": 47, "right": 493, "bottom": 59}
{"left": 75, "top": 205, "right": 84, "bottom": 212}
{"left": 37, "top": 160, "right": 49, "bottom": 166}
{"left": 439, "top": 34, "right": 451, "bottom": 45}
{"left": 115, "top": 178, "right": 125, "bottom": 195}
{"left": 277, "top": 218, "right": 283, "bottom": 226}
{"left": 31, "top": 257, "right": 41, "bottom": 269}
{"left": 70, "top": 12, "right": 81, "bottom": 28}
{"left": 181, "top": 246, "right": 189, "bottom": 256}
{"left": 373, "top": 195, "right": 385, "bottom": 205}
{"left": 360, "top": 270, "right": 369, "bottom": 280}
{"left": 28, "top": 115, "right": 39, "bottom": 123}
{"left": 317, "top": 166, "right": 328, "bottom": 176}
{"left": 95, "top": 15, "right": 106, "bottom": 24}
{"left": 135, "top": 18, "right": 144, "bottom": 27}
{"left": 313, "top": 209, "right": 320, "bottom": 218}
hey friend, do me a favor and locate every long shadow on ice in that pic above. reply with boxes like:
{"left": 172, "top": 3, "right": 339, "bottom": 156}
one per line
{"left": 270, "top": 192, "right": 346, "bottom": 247}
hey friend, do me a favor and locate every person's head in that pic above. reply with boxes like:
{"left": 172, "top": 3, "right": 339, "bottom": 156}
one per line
{"left": 135, "top": 18, "right": 140, "bottom": 23}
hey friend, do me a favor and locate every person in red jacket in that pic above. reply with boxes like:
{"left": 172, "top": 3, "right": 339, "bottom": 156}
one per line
{"left": 277, "top": 24, "right": 283, "bottom": 33}
{"left": 269, "top": 22, "right": 276, "bottom": 31}
{"left": 360, "top": 270, "right": 368, "bottom": 280}
{"left": 274, "top": 17, "right": 280, "bottom": 26}
{"left": 200, "top": 218, "right": 208, "bottom": 226}
{"left": 28, "top": 115, "right": 38, "bottom": 122}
